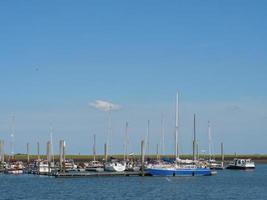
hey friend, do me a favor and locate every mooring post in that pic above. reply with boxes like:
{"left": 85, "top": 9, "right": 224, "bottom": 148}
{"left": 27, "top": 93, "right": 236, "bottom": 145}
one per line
{"left": 59, "top": 140, "right": 64, "bottom": 173}
{"left": 221, "top": 142, "right": 224, "bottom": 167}
{"left": 0, "top": 140, "right": 3, "bottom": 163}
{"left": 104, "top": 143, "right": 108, "bottom": 162}
{"left": 47, "top": 141, "right": 51, "bottom": 174}
{"left": 141, "top": 140, "right": 145, "bottom": 176}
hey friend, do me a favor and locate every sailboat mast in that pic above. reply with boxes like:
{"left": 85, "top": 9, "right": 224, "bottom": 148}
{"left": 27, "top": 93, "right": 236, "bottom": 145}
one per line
{"left": 193, "top": 114, "right": 196, "bottom": 161}
{"left": 124, "top": 121, "right": 128, "bottom": 161}
{"left": 146, "top": 120, "right": 150, "bottom": 156}
{"left": 10, "top": 114, "right": 15, "bottom": 160}
{"left": 160, "top": 113, "right": 165, "bottom": 156}
{"left": 50, "top": 125, "right": 54, "bottom": 163}
{"left": 107, "top": 108, "right": 111, "bottom": 157}
{"left": 175, "top": 92, "right": 179, "bottom": 160}
{"left": 208, "top": 121, "right": 212, "bottom": 161}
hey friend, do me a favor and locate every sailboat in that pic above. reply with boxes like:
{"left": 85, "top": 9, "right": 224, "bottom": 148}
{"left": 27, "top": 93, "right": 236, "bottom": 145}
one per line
{"left": 104, "top": 160, "right": 126, "bottom": 172}
{"left": 145, "top": 92, "right": 213, "bottom": 176}
{"left": 206, "top": 121, "right": 224, "bottom": 170}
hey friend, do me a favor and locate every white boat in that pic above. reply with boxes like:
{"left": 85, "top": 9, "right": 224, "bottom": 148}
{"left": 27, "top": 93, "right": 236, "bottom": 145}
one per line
{"left": 104, "top": 161, "right": 126, "bottom": 172}
{"left": 38, "top": 160, "right": 51, "bottom": 174}
{"left": 64, "top": 159, "right": 78, "bottom": 172}
{"left": 6, "top": 161, "right": 24, "bottom": 174}
{"left": 86, "top": 161, "right": 104, "bottom": 172}
{"left": 205, "top": 159, "right": 224, "bottom": 170}
{"left": 226, "top": 158, "right": 255, "bottom": 169}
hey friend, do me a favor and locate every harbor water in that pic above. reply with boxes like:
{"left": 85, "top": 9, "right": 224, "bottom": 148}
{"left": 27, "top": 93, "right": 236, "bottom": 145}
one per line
{"left": 0, "top": 164, "right": 267, "bottom": 200}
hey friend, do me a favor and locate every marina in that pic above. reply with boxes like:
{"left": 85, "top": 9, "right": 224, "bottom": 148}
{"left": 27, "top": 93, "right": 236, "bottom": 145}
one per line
{"left": 1, "top": 1, "right": 266, "bottom": 199}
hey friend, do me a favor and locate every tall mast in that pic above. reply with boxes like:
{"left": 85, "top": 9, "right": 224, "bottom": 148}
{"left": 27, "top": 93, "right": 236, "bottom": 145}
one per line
{"left": 160, "top": 113, "right": 165, "bottom": 156}
{"left": 107, "top": 108, "right": 111, "bottom": 157}
{"left": 124, "top": 121, "right": 129, "bottom": 161}
{"left": 146, "top": 120, "right": 150, "bottom": 155}
{"left": 208, "top": 121, "right": 212, "bottom": 161}
{"left": 193, "top": 114, "right": 196, "bottom": 161}
{"left": 175, "top": 92, "right": 179, "bottom": 160}
{"left": 10, "top": 113, "right": 15, "bottom": 160}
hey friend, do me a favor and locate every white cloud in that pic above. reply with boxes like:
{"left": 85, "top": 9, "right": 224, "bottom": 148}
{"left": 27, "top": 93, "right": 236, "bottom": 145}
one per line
{"left": 89, "top": 100, "right": 121, "bottom": 112}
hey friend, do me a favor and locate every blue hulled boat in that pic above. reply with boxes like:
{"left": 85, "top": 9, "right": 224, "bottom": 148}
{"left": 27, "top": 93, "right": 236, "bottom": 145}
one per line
{"left": 145, "top": 166, "right": 212, "bottom": 176}
{"left": 145, "top": 92, "right": 215, "bottom": 177}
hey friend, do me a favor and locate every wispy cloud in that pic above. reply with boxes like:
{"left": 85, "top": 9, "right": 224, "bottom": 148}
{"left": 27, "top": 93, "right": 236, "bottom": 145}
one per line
{"left": 225, "top": 104, "right": 242, "bottom": 112}
{"left": 89, "top": 100, "right": 121, "bottom": 112}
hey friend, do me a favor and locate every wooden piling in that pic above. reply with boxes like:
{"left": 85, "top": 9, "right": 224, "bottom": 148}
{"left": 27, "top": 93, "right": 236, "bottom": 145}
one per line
{"left": 27, "top": 143, "right": 30, "bottom": 163}
{"left": 104, "top": 143, "right": 108, "bottom": 161}
{"left": 59, "top": 140, "right": 64, "bottom": 172}
{"left": 221, "top": 142, "right": 224, "bottom": 167}
{"left": 0, "top": 140, "right": 4, "bottom": 162}
{"left": 47, "top": 141, "right": 51, "bottom": 174}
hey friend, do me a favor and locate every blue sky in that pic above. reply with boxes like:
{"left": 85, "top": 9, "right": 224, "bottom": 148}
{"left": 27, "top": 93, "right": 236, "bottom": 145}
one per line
{"left": 0, "top": 0, "right": 267, "bottom": 155}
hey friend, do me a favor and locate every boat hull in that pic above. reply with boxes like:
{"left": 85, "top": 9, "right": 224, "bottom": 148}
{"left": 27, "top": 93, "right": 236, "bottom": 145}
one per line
{"left": 226, "top": 166, "right": 255, "bottom": 170}
{"left": 145, "top": 168, "right": 213, "bottom": 176}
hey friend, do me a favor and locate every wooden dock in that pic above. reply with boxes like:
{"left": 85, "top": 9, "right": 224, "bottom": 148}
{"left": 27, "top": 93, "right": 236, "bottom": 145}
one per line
{"left": 55, "top": 171, "right": 147, "bottom": 178}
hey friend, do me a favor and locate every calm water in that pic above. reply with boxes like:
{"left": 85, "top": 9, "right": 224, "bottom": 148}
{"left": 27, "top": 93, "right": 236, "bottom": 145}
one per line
{"left": 1, "top": 164, "right": 267, "bottom": 200}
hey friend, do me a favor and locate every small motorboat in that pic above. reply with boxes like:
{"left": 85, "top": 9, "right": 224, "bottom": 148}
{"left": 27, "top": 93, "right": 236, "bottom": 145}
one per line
{"left": 226, "top": 158, "right": 255, "bottom": 170}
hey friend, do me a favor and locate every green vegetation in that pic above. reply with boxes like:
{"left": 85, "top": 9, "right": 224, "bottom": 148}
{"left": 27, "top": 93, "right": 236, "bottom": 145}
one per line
{"left": 4, "top": 154, "right": 267, "bottom": 163}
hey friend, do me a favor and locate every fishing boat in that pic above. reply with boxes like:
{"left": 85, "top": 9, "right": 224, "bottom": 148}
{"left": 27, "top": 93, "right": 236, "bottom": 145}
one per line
{"left": 226, "top": 158, "right": 255, "bottom": 169}
{"left": 104, "top": 160, "right": 126, "bottom": 172}
{"left": 146, "top": 92, "right": 213, "bottom": 176}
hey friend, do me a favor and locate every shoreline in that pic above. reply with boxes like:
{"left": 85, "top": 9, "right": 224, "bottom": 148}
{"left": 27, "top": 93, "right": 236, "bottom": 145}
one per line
{"left": 4, "top": 154, "right": 267, "bottom": 163}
